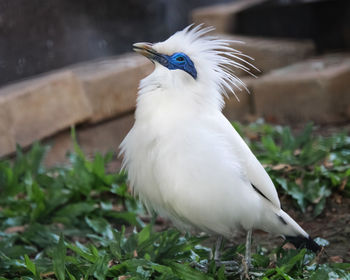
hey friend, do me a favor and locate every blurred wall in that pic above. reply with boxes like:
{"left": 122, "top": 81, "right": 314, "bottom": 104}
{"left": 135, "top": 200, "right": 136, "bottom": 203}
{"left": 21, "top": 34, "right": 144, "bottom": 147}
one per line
{"left": 233, "top": 0, "right": 350, "bottom": 53}
{"left": 0, "top": 0, "right": 233, "bottom": 86}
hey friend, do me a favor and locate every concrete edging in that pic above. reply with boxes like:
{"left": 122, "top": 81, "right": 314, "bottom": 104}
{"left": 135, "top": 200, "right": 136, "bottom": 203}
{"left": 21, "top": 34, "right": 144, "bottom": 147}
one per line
{"left": 0, "top": 54, "right": 152, "bottom": 157}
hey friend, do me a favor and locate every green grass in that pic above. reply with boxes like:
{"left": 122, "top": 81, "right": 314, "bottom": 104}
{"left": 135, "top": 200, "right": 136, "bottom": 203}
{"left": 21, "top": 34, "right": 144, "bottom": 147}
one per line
{"left": 0, "top": 122, "right": 349, "bottom": 279}
{"left": 234, "top": 121, "right": 350, "bottom": 216}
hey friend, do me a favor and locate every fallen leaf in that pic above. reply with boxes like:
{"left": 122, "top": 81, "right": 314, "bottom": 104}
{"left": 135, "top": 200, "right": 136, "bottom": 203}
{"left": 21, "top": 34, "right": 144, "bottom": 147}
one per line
{"left": 118, "top": 276, "right": 131, "bottom": 280}
{"left": 5, "top": 225, "right": 27, "bottom": 234}
{"left": 323, "top": 160, "right": 333, "bottom": 169}
{"left": 294, "top": 149, "right": 301, "bottom": 156}
{"left": 339, "top": 179, "right": 347, "bottom": 191}
{"left": 54, "top": 223, "right": 65, "bottom": 230}
{"left": 272, "top": 164, "right": 293, "bottom": 171}
{"left": 330, "top": 256, "right": 343, "bottom": 263}
{"left": 16, "top": 193, "right": 26, "bottom": 199}
{"left": 334, "top": 193, "right": 342, "bottom": 204}
{"left": 40, "top": 272, "right": 55, "bottom": 278}
{"left": 295, "top": 178, "right": 303, "bottom": 186}
{"left": 283, "top": 243, "right": 296, "bottom": 250}
{"left": 246, "top": 131, "right": 259, "bottom": 141}
{"left": 313, "top": 196, "right": 322, "bottom": 204}
{"left": 108, "top": 259, "right": 117, "bottom": 268}
{"left": 112, "top": 204, "right": 124, "bottom": 212}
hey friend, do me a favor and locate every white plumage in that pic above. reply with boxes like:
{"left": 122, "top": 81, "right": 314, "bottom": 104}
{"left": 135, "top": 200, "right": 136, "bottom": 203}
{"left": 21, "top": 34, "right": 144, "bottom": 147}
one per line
{"left": 120, "top": 25, "right": 319, "bottom": 260}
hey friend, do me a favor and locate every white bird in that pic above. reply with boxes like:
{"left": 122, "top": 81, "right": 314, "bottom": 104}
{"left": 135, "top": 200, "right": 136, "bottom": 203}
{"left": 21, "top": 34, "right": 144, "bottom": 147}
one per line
{"left": 120, "top": 25, "right": 320, "bottom": 271}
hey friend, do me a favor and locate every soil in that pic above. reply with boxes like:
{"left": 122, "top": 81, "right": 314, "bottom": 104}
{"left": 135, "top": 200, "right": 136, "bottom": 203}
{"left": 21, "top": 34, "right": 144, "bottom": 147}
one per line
{"left": 149, "top": 195, "right": 350, "bottom": 263}
{"left": 241, "top": 195, "right": 350, "bottom": 263}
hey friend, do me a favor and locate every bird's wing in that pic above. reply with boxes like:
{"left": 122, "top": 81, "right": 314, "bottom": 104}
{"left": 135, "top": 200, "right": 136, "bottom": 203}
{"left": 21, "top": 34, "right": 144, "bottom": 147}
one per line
{"left": 216, "top": 114, "right": 281, "bottom": 209}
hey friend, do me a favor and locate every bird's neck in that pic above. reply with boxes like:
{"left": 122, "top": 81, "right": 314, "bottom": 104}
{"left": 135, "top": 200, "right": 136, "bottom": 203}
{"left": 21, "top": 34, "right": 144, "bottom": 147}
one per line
{"left": 135, "top": 72, "right": 224, "bottom": 120}
{"left": 135, "top": 82, "right": 221, "bottom": 125}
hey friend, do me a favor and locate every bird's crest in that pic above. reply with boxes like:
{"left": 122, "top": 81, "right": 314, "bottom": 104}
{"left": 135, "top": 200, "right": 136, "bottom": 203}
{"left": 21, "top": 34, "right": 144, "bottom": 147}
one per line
{"left": 153, "top": 24, "right": 257, "bottom": 103}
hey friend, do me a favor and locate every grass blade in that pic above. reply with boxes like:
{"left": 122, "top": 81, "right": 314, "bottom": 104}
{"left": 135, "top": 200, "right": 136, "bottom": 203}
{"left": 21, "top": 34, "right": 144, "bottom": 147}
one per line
{"left": 53, "top": 234, "right": 66, "bottom": 280}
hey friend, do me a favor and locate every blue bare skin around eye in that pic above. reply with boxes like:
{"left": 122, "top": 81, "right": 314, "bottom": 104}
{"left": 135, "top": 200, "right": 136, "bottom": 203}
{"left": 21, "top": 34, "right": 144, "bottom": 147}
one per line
{"left": 156, "top": 52, "right": 197, "bottom": 79}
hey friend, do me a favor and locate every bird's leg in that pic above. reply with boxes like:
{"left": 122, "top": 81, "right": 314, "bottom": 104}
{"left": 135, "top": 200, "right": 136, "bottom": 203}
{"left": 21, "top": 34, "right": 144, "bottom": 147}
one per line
{"left": 245, "top": 229, "right": 252, "bottom": 267}
{"left": 191, "top": 236, "right": 224, "bottom": 273}
{"left": 214, "top": 235, "right": 223, "bottom": 262}
{"left": 241, "top": 229, "right": 253, "bottom": 279}
{"left": 212, "top": 236, "right": 239, "bottom": 272}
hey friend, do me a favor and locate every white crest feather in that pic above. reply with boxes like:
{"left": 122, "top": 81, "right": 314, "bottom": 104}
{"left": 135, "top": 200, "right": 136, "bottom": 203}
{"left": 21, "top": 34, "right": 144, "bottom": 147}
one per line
{"left": 152, "top": 24, "right": 255, "bottom": 104}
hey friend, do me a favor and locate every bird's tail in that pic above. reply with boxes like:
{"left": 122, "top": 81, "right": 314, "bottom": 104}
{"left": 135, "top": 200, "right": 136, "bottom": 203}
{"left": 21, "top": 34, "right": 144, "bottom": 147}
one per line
{"left": 277, "top": 210, "right": 321, "bottom": 253}
{"left": 263, "top": 209, "right": 322, "bottom": 253}
{"left": 285, "top": 235, "right": 321, "bottom": 253}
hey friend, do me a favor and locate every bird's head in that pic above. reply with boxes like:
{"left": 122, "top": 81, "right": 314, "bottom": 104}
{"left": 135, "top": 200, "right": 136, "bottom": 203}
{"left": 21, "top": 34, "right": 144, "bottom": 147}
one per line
{"left": 133, "top": 43, "right": 198, "bottom": 80}
{"left": 133, "top": 24, "right": 253, "bottom": 108}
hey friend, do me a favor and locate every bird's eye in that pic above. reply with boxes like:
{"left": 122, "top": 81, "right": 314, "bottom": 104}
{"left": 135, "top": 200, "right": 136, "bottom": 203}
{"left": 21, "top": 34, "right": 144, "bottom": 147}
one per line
{"left": 176, "top": 56, "right": 184, "bottom": 62}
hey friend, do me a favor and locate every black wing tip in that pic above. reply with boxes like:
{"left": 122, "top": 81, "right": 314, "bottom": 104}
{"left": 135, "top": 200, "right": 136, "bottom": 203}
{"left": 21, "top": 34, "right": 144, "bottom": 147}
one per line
{"left": 285, "top": 235, "right": 322, "bottom": 253}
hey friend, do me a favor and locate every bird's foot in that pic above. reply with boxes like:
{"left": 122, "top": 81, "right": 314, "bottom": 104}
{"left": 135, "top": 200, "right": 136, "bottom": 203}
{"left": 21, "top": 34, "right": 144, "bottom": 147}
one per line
{"left": 240, "top": 260, "right": 250, "bottom": 279}
{"left": 236, "top": 253, "right": 253, "bottom": 279}
{"left": 191, "top": 259, "right": 240, "bottom": 274}
{"left": 191, "top": 261, "right": 208, "bottom": 273}
{"left": 191, "top": 259, "right": 262, "bottom": 279}
{"left": 215, "top": 260, "right": 240, "bottom": 272}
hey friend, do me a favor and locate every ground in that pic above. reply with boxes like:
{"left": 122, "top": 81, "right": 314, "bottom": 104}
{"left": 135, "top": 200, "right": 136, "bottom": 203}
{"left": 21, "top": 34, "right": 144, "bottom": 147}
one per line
{"left": 1, "top": 120, "right": 349, "bottom": 278}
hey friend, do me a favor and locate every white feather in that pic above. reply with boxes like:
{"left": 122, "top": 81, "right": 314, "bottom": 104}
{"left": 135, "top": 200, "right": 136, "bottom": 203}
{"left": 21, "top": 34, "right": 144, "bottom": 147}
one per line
{"left": 120, "top": 25, "right": 309, "bottom": 240}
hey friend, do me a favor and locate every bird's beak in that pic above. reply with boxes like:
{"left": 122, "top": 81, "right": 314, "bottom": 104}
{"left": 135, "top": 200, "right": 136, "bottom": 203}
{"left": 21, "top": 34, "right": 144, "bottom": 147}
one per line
{"left": 133, "top": 42, "right": 159, "bottom": 60}
{"left": 133, "top": 42, "right": 169, "bottom": 68}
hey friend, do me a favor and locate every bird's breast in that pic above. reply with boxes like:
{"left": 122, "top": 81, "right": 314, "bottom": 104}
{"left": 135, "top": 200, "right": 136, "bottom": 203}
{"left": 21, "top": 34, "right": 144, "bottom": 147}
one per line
{"left": 122, "top": 113, "right": 259, "bottom": 236}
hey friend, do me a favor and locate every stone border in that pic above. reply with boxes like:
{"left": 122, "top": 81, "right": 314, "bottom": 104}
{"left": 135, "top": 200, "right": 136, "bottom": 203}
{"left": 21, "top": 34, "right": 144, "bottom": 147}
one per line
{"left": 1, "top": 33, "right": 349, "bottom": 162}
{"left": 0, "top": 54, "right": 152, "bottom": 157}
{"left": 253, "top": 54, "right": 350, "bottom": 123}
{"left": 192, "top": 0, "right": 268, "bottom": 33}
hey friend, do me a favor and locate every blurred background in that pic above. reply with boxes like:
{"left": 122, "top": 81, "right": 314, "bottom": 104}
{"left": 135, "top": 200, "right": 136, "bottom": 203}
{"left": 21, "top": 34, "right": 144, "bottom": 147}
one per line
{"left": 1, "top": 0, "right": 350, "bottom": 163}
{"left": 1, "top": 0, "right": 349, "bottom": 86}
{"left": 0, "top": 0, "right": 234, "bottom": 86}
{"left": 1, "top": 0, "right": 350, "bottom": 271}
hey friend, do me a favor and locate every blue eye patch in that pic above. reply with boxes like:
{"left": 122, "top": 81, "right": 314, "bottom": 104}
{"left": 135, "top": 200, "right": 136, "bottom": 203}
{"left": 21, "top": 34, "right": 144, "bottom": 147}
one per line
{"left": 153, "top": 52, "right": 197, "bottom": 79}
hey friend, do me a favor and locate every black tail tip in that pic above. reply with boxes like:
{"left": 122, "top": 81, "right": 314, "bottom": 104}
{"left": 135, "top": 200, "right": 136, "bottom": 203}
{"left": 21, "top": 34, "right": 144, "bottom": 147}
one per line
{"left": 285, "top": 235, "right": 322, "bottom": 253}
